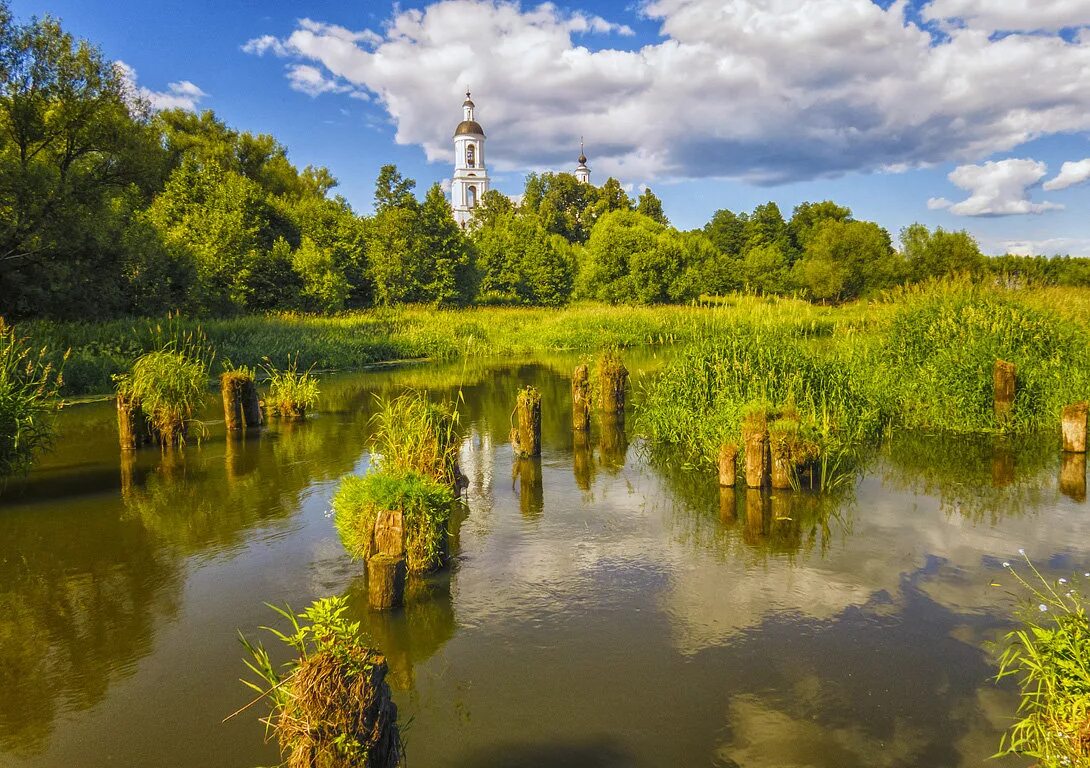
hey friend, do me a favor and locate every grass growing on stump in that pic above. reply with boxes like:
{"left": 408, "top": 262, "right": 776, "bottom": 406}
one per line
{"left": 238, "top": 596, "right": 403, "bottom": 768}
{"left": 114, "top": 347, "right": 208, "bottom": 446}
{"left": 263, "top": 357, "right": 320, "bottom": 420}
{"left": 221, "top": 364, "right": 262, "bottom": 430}
{"left": 369, "top": 391, "right": 461, "bottom": 486}
{"left": 597, "top": 350, "right": 629, "bottom": 415}
{"left": 333, "top": 469, "right": 455, "bottom": 574}
{"left": 0, "top": 320, "right": 66, "bottom": 480}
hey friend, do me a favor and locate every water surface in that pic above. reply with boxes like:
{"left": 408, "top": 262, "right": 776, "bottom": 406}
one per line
{"left": 1, "top": 354, "right": 1084, "bottom": 767}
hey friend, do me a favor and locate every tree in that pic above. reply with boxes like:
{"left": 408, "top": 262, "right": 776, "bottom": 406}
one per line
{"left": 636, "top": 187, "right": 669, "bottom": 226}
{"left": 793, "top": 219, "right": 897, "bottom": 301}
{"left": 789, "top": 200, "right": 852, "bottom": 251}
{"left": 521, "top": 172, "right": 598, "bottom": 244}
{"left": 292, "top": 237, "right": 350, "bottom": 312}
{"left": 901, "top": 223, "right": 985, "bottom": 281}
{"left": 415, "top": 183, "right": 475, "bottom": 306}
{"left": 373, "top": 164, "right": 417, "bottom": 214}
{"left": 703, "top": 208, "right": 748, "bottom": 258}
{"left": 588, "top": 177, "right": 632, "bottom": 223}
{"left": 474, "top": 209, "right": 574, "bottom": 306}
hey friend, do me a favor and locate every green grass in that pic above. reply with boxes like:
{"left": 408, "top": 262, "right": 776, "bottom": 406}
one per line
{"left": 368, "top": 391, "right": 461, "bottom": 486}
{"left": 114, "top": 348, "right": 209, "bottom": 446}
{"left": 0, "top": 321, "right": 66, "bottom": 479}
{"left": 262, "top": 357, "right": 320, "bottom": 419}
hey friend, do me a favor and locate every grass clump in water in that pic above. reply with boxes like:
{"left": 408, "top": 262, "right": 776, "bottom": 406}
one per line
{"left": 369, "top": 391, "right": 461, "bottom": 486}
{"left": 995, "top": 554, "right": 1090, "bottom": 766}
{"left": 263, "top": 357, "right": 320, "bottom": 420}
{"left": 333, "top": 469, "right": 455, "bottom": 574}
{"left": 238, "top": 596, "right": 403, "bottom": 768}
{"left": 114, "top": 346, "right": 209, "bottom": 446}
{"left": 0, "top": 320, "right": 66, "bottom": 480}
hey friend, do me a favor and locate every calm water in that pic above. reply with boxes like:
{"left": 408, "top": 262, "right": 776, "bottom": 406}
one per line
{"left": 1, "top": 353, "right": 1085, "bottom": 768}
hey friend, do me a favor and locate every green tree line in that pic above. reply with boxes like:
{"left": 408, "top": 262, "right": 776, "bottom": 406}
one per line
{"left": 2, "top": 4, "right": 1089, "bottom": 321}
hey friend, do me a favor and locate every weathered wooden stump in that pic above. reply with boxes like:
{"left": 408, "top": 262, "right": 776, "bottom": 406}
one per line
{"left": 1060, "top": 452, "right": 1087, "bottom": 503}
{"left": 117, "top": 393, "right": 148, "bottom": 451}
{"left": 221, "top": 372, "right": 245, "bottom": 432}
{"left": 372, "top": 508, "right": 406, "bottom": 558}
{"left": 597, "top": 352, "right": 628, "bottom": 417}
{"left": 1061, "top": 402, "right": 1088, "bottom": 453}
{"left": 770, "top": 439, "right": 793, "bottom": 490}
{"left": 512, "top": 386, "right": 541, "bottom": 458}
{"left": 718, "top": 444, "right": 738, "bottom": 487}
{"left": 994, "top": 359, "right": 1016, "bottom": 426}
{"left": 572, "top": 364, "right": 592, "bottom": 432}
{"left": 367, "top": 554, "right": 407, "bottom": 610}
{"left": 742, "top": 412, "right": 770, "bottom": 489}
{"left": 240, "top": 380, "right": 262, "bottom": 428}
{"left": 515, "top": 457, "right": 544, "bottom": 518}
{"left": 573, "top": 429, "right": 594, "bottom": 491}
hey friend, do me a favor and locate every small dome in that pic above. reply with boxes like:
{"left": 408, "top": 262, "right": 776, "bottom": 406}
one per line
{"left": 463, "top": 90, "right": 475, "bottom": 108}
{"left": 454, "top": 120, "right": 485, "bottom": 137}
{"left": 578, "top": 152, "right": 588, "bottom": 165}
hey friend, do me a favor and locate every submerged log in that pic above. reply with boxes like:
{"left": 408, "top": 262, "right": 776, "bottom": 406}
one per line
{"left": 1060, "top": 452, "right": 1087, "bottom": 503}
{"left": 718, "top": 444, "right": 738, "bottom": 487}
{"left": 994, "top": 360, "right": 1016, "bottom": 426}
{"left": 598, "top": 353, "right": 629, "bottom": 417}
{"left": 117, "top": 393, "right": 148, "bottom": 451}
{"left": 572, "top": 364, "right": 592, "bottom": 432}
{"left": 512, "top": 386, "right": 542, "bottom": 458}
{"left": 1061, "top": 402, "right": 1088, "bottom": 453}
{"left": 367, "top": 554, "right": 407, "bottom": 610}
{"left": 742, "top": 413, "right": 770, "bottom": 489}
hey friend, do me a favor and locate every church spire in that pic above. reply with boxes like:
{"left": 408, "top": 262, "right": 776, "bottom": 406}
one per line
{"left": 575, "top": 136, "right": 591, "bottom": 184}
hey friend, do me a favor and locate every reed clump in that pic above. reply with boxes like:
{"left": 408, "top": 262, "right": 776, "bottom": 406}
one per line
{"left": 995, "top": 555, "right": 1090, "bottom": 767}
{"left": 114, "top": 347, "right": 208, "bottom": 446}
{"left": 369, "top": 391, "right": 461, "bottom": 486}
{"left": 333, "top": 470, "right": 455, "bottom": 574}
{"left": 263, "top": 358, "right": 320, "bottom": 420}
{"left": 238, "top": 597, "right": 403, "bottom": 768}
{"left": 0, "top": 319, "right": 66, "bottom": 479}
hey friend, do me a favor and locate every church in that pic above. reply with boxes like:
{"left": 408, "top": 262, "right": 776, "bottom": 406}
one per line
{"left": 449, "top": 92, "right": 592, "bottom": 227}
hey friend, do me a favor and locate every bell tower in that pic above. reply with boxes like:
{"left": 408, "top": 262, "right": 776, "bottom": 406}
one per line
{"left": 575, "top": 138, "right": 591, "bottom": 184}
{"left": 450, "top": 91, "right": 489, "bottom": 227}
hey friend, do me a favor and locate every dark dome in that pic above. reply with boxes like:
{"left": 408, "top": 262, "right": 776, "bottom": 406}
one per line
{"left": 454, "top": 120, "right": 485, "bottom": 137}
{"left": 578, "top": 153, "right": 588, "bottom": 165}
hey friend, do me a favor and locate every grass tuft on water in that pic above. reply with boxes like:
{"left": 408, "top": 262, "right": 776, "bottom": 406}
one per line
{"left": 263, "top": 357, "right": 320, "bottom": 420}
{"left": 369, "top": 391, "right": 461, "bottom": 486}
{"left": 114, "top": 347, "right": 209, "bottom": 446}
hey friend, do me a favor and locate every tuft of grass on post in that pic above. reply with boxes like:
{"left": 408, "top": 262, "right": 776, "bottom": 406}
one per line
{"left": 332, "top": 469, "right": 455, "bottom": 574}
{"left": 0, "top": 319, "right": 66, "bottom": 480}
{"left": 263, "top": 356, "right": 320, "bottom": 421}
{"left": 114, "top": 347, "right": 208, "bottom": 447}
{"left": 368, "top": 391, "right": 461, "bottom": 486}
{"left": 995, "top": 554, "right": 1090, "bottom": 767}
{"left": 236, "top": 596, "right": 404, "bottom": 768}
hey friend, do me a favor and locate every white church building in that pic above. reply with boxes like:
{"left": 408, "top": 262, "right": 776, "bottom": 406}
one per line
{"left": 450, "top": 92, "right": 592, "bottom": 227}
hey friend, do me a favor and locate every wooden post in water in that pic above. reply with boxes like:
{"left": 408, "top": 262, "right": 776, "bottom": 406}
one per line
{"left": 994, "top": 360, "right": 1016, "bottom": 426}
{"left": 742, "top": 412, "right": 770, "bottom": 489}
{"left": 221, "top": 373, "right": 245, "bottom": 432}
{"left": 1061, "top": 402, "right": 1088, "bottom": 453}
{"left": 597, "top": 352, "right": 628, "bottom": 418}
{"left": 241, "top": 379, "right": 262, "bottom": 428}
{"left": 1060, "top": 452, "right": 1087, "bottom": 503}
{"left": 367, "top": 554, "right": 407, "bottom": 610}
{"left": 512, "top": 386, "right": 541, "bottom": 458}
{"left": 117, "top": 393, "right": 148, "bottom": 450}
{"left": 770, "top": 435, "right": 793, "bottom": 490}
{"left": 718, "top": 444, "right": 738, "bottom": 487}
{"left": 572, "top": 364, "right": 592, "bottom": 432}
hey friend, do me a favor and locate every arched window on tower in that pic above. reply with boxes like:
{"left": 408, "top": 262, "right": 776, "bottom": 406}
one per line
{"left": 466, "top": 144, "right": 475, "bottom": 168}
{"left": 467, "top": 186, "right": 477, "bottom": 208}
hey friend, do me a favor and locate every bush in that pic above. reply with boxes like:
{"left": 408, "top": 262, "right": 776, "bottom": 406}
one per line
{"left": 369, "top": 391, "right": 460, "bottom": 485}
{"left": 0, "top": 320, "right": 65, "bottom": 479}
{"left": 332, "top": 469, "right": 455, "bottom": 573}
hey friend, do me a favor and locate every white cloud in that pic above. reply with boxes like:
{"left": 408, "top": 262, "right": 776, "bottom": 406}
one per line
{"left": 926, "top": 197, "right": 952, "bottom": 210}
{"left": 286, "top": 64, "right": 354, "bottom": 97}
{"left": 991, "top": 236, "right": 1090, "bottom": 257}
{"left": 1043, "top": 158, "right": 1090, "bottom": 191}
{"left": 116, "top": 61, "right": 208, "bottom": 112}
{"left": 935, "top": 159, "right": 1061, "bottom": 216}
{"left": 241, "top": 35, "right": 288, "bottom": 57}
{"left": 243, "top": 0, "right": 1090, "bottom": 183}
{"left": 922, "top": 0, "right": 1090, "bottom": 32}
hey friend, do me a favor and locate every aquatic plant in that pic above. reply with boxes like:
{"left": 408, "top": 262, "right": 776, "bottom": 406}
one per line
{"left": 995, "top": 554, "right": 1090, "bottom": 766}
{"left": 0, "top": 320, "right": 66, "bottom": 480}
{"left": 114, "top": 346, "right": 209, "bottom": 446}
{"left": 369, "top": 391, "right": 461, "bottom": 485}
{"left": 333, "top": 469, "right": 456, "bottom": 574}
{"left": 237, "top": 597, "right": 403, "bottom": 768}
{"left": 263, "top": 357, "right": 320, "bottom": 420}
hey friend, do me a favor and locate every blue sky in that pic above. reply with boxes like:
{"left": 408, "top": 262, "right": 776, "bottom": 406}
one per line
{"left": 12, "top": 0, "right": 1090, "bottom": 255}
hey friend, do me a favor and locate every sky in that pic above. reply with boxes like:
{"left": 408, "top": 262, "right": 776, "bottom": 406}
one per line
{"left": 12, "top": 0, "right": 1090, "bottom": 256}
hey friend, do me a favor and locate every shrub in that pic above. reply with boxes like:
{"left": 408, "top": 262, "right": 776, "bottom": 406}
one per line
{"left": 332, "top": 469, "right": 455, "bottom": 574}
{"left": 369, "top": 391, "right": 460, "bottom": 485}
{"left": 263, "top": 357, "right": 320, "bottom": 420}
{"left": 114, "top": 348, "right": 208, "bottom": 445}
{"left": 0, "top": 320, "right": 66, "bottom": 479}
{"left": 238, "top": 597, "right": 403, "bottom": 768}
{"left": 995, "top": 555, "right": 1090, "bottom": 766}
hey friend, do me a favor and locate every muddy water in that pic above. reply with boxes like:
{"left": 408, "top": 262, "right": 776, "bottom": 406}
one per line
{"left": 0, "top": 353, "right": 1083, "bottom": 767}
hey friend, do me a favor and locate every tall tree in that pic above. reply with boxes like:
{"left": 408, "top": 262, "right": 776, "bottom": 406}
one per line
{"left": 415, "top": 183, "right": 475, "bottom": 306}
{"left": 373, "top": 164, "right": 417, "bottom": 214}
{"left": 636, "top": 187, "right": 669, "bottom": 226}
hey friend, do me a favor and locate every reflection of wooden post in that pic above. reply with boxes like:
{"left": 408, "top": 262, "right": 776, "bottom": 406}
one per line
{"left": 718, "top": 444, "right": 738, "bottom": 487}
{"left": 572, "top": 364, "right": 591, "bottom": 432}
{"left": 1060, "top": 452, "right": 1087, "bottom": 503}
{"left": 573, "top": 429, "right": 593, "bottom": 491}
{"left": 994, "top": 360, "right": 1016, "bottom": 426}
{"left": 719, "top": 486, "right": 737, "bottom": 525}
{"left": 120, "top": 450, "right": 137, "bottom": 497}
{"left": 513, "top": 387, "right": 541, "bottom": 458}
{"left": 598, "top": 414, "right": 628, "bottom": 469}
{"left": 742, "top": 413, "right": 770, "bottom": 489}
{"left": 991, "top": 445, "right": 1015, "bottom": 489}
{"left": 117, "top": 393, "right": 148, "bottom": 450}
{"left": 1061, "top": 402, "right": 1088, "bottom": 453}
{"left": 598, "top": 353, "right": 628, "bottom": 417}
{"left": 515, "top": 457, "right": 544, "bottom": 519}
{"left": 367, "top": 555, "right": 406, "bottom": 610}
{"left": 743, "top": 489, "right": 766, "bottom": 545}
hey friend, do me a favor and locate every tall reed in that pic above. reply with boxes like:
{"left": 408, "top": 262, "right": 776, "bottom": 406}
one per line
{"left": 0, "top": 320, "right": 66, "bottom": 479}
{"left": 368, "top": 391, "right": 461, "bottom": 486}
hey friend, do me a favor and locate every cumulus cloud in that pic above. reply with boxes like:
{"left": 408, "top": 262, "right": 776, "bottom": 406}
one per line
{"left": 930, "top": 159, "right": 1061, "bottom": 216}
{"left": 922, "top": 0, "right": 1090, "bottom": 32}
{"left": 1043, "top": 158, "right": 1090, "bottom": 191}
{"left": 287, "top": 64, "right": 355, "bottom": 96}
{"left": 993, "top": 236, "right": 1090, "bottom": 257}
{"left": 116, "top": 61, "right": 208, "bottom": 112}
{"left": 243, "top": 0, "right": 1090, "bottom": 183}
